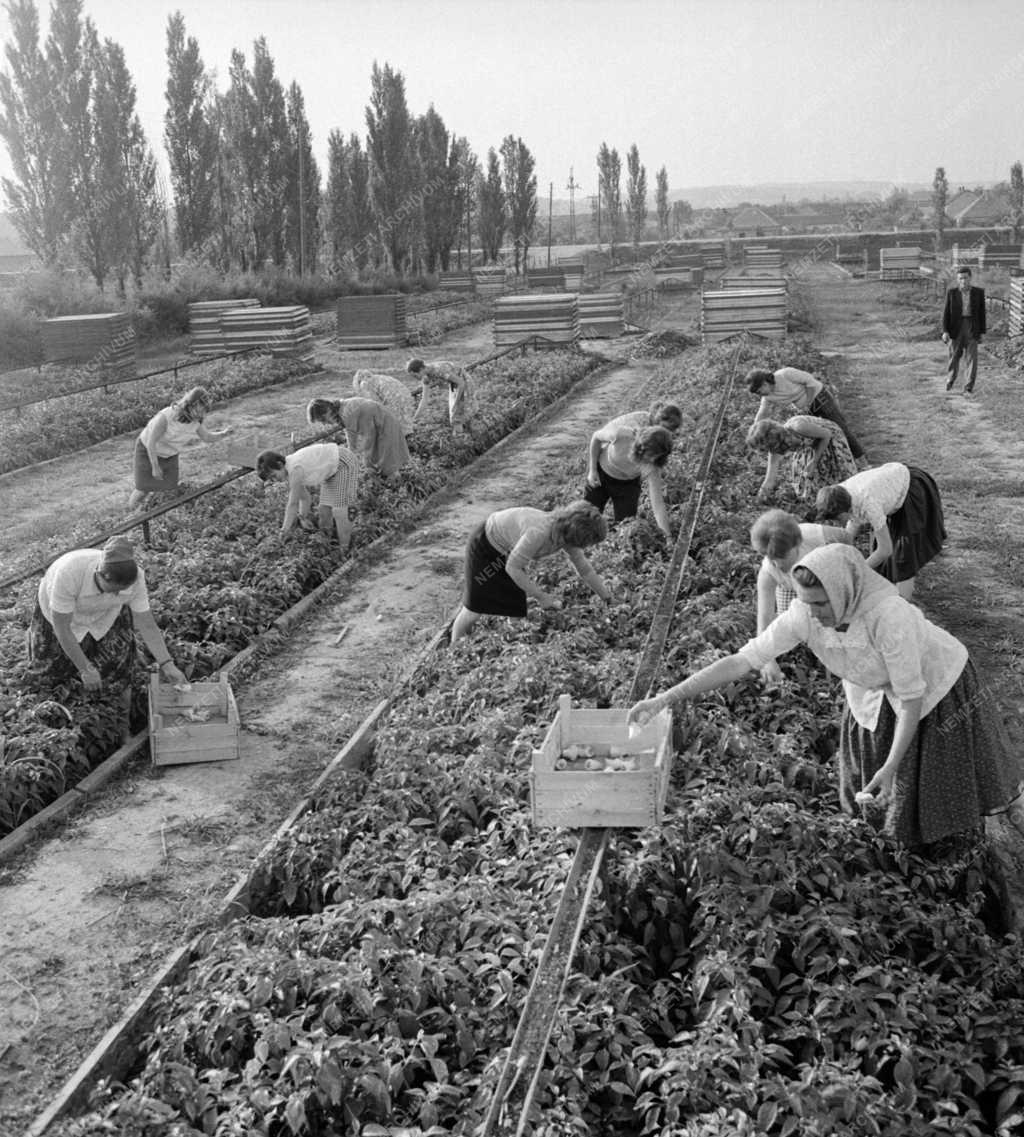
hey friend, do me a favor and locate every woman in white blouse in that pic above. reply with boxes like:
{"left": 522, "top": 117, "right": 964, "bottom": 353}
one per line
{"left": 629, "top": 544, "right": 1024, "bottom": 849}
{"left": 815, "top": 462, "right": 945, "bottom": 599}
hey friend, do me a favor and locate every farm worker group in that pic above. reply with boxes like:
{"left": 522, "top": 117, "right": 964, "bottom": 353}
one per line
{"left": 450, "top": 402, "right": 682, "bottom": 643}
{"left": 628, "top": 542, "right": 1024, "bottom": 850}
{"left": 126, "top": 358, "right": 468, "bottom": 515}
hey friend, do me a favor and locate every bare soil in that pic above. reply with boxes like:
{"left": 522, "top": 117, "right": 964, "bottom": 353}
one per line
{"left": 0, "top": 307, "right": 675, "bottom": 1132}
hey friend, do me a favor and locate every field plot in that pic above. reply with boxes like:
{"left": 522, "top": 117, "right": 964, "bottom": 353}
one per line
{"left": 5, "top": 272, "right": 1024, "bottom": 1135}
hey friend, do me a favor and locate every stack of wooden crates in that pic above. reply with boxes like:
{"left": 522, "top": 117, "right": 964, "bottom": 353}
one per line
{"left": 493, "top": 293, "right": 579, "bottom": 347}
{"left": 335, "top": 294, "right": 408, "bottom": 350}
{"left": 42, "top": 313, "right": 137, "bottom": 379}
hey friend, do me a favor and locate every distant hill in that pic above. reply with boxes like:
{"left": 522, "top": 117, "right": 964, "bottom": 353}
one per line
{"left": 545, "top": 179, "right": 1004, "bottom": 215}
{"left": 666, "top": 181, "right": 933, "bottom": 209}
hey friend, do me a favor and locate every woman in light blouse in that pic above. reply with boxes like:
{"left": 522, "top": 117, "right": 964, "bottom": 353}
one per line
{"left": 630, "top": 544, "right": 1024, "bottom": 849}
{"left": 451, "top": 501, "right": 612, "bottom": 643}
{"left": 816, "top": 462, "right": 945, "bottom": 600}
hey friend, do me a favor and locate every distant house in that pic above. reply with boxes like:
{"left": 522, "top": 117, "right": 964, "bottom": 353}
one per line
{"left": 948, "top": 190, "right": 1012, "bottom": 228}
{"left": 942, "top": 189, "right": 981, "bottom": 226}
{"left": 784, "top": 211, "right": 842, "bottom": 232}
{"left": 729, "top": 205, "right": 781, "bottom": 238}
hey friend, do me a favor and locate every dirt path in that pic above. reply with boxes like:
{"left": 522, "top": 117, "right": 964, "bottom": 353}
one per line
{"left": 0, "top": 319, "right": 495, "bottom": 581}
{"left": 0, "top": 346, "right": 667, "bottom": 1133}
{"left": 796, "top": 264, "right": 1024, "bottom": 747}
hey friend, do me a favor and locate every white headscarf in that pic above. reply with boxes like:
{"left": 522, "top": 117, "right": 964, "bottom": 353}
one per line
{"left": 793, "top": 544, "right": 896, "bottom": 627}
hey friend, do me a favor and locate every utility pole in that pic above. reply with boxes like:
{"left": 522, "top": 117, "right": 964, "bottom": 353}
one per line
{"left": 567, "top": 167, "right": 579, "bottom": 243}
{"left": 547, "top": 181, "right": 553, "bottom": 267}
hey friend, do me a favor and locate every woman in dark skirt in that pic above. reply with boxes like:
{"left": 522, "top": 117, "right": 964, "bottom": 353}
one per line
{"left": 451, "top": 502, "right": 613, "bottom": 643}
{"left": 128, "top": 387, "right": 231, "bottom": 510}
{"left": 629, "top": 544, "right": 1024, "bottom": 854}
{"left": 815, "top": 461, "right": 945, "bottom": 599}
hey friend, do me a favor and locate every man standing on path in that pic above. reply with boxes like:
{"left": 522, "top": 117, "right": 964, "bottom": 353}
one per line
{"left": 942, "top": 266, "right": 986, "bottom": 396}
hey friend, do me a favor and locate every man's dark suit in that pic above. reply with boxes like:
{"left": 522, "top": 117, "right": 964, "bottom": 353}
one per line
{"left": 942, "top": 284, "right": 986, "bottom": 391}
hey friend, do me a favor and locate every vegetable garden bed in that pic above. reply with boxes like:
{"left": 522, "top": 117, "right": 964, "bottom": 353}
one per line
{"left": 40, "top": 338, "right": 1024, "bottom": 1137}
{"left": 0, "top": 349, "right": 602, "bottom": 842}
{"left": 0, "top": 353, "right": 320, "bottom": 476}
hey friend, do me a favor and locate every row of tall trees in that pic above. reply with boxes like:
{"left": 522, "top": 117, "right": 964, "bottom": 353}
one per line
{"left": 0, "top": 3, "right": 545, "bottom": 283}
{"left": 595, "top": 141, "right": 671, "bottom": 250}
{"left": 0, "top": 0, "right": 163, "bottom": 291}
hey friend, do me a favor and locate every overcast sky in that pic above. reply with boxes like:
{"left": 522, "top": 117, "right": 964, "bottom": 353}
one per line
{"left": 2, "top": 0, "right": 1023, "bottom": 199}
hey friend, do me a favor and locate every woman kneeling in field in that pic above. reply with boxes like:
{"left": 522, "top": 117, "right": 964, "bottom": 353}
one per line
{"left": 630, "top": 544, "right": 1024, "bottom": 852}
{"left": 451, "top": 501, "right": 613, "bottom": 644}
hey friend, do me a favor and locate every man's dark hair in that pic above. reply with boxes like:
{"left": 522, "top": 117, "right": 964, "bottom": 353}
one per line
{"left": 957, "top": 266, "right": 972, "bottom": 278}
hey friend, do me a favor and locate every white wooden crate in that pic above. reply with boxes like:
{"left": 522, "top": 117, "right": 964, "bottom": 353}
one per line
{"left": 530, "top": 693, "right": 673, "bottom": 828}
{"left": 149, "top": 674, "right": 240, "bottom": 766}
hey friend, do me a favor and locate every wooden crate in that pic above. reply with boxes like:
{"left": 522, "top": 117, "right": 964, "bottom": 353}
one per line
{"left": 530, "top": 694, "right": 672, "bottom": 828}
{"left": 149, "top": 674, "right": 240, "bottom": 766}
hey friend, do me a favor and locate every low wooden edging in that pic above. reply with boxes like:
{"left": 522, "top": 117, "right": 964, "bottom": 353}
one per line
{"left": 26, "top": 628, "right": 450, "bottom": 1137}
{"left": 0, "top": 730, "right": 149, "bottom": 864}
{"left": 1, "top": 354, "right": 608, "bottom": 865}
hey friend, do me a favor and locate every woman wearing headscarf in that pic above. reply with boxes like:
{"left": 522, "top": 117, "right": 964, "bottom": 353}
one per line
{"left": 815, "top": 462, "right": 945, "bottom": 600}
{"left": 746, "top": 415, "right": 858, "bottom": 504}
{"left": 29, "top": 537, "right": 187, "bottom": 732}
{"left": 351, "top": 369, "right": 415, "bottom": 433}
{"left": 451, "top": 501, "right": 613, "bottom": 643}
{"left": 128, "top": 386, "right": 231, "bottom": 510}
{"left": 629, "top": 544, "right": 1024, "bottom": 850}
{"left": 749, "top": 509, "right": 852, "bottom": 685}
{"left": 306, "top": 396, "right": 410, "bottom": 478}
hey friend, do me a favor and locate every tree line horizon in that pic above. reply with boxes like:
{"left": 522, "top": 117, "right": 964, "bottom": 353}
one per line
{"left": 0, "top": 0, "right": 678, "bottom": 293}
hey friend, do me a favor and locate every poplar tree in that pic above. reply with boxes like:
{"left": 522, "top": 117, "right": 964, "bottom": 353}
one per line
{"left": 932, "top": 166, "right": 948, "bottom": 251}
{"left": 284, "top": 81, "right": 320, "bottom": 273}
{"left": 447, "top": 135, "right": 476, "bottom": 271}
{"left": 0, "top": 0, "right": 74, "bottom": 264}
{"left": 500, "top": 135, "right": 537, "bottom": 275}
{"left": 365, "top": 61, "right": 415, "bottom": 270}
{"left": 1010, "top": 161, "right": 1023, "bottom": 241}
{"left": 164, "top": 11, "right": 217, "bottom": 257}
{"left": 626, "top": 142, "right": 647, "bottom": 250}
{"left": 416, "top": 104, "right": 452, "bottom": 273}
{"left": 48, "top": 0, "right": 107, "bottom": 286}
{"left": 655, "top": 166, "right": 669, "bottom": 241}
{"left": 477, "top": 147, "right": 505, "bottom": 264}
{"left": 596, "top": 142, "right": 622, "bottom": 251}
{"left": 93, "top": 37, "right": 161, "bottom": 292}
{"left": 324, "top": 130, "right": 374, "bottom": 270}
